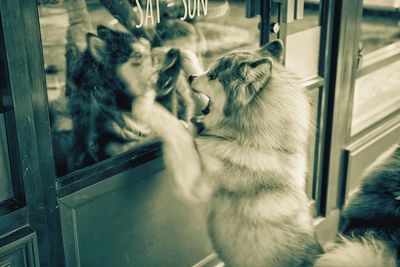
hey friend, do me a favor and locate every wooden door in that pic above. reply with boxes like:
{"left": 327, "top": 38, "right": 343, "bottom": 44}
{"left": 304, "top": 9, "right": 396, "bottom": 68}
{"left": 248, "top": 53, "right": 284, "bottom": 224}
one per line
{"left": 267, "top": 0, "right": 400, "bottom": 245}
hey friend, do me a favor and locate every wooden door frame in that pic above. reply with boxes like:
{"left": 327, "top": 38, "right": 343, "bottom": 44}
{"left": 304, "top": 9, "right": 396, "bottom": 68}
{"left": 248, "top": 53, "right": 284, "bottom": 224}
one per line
{"left": 318, "top": 0, "right": 364, "bottom": 215}
{"left": 0, "top": 1, "right": 64, "bottom": 266}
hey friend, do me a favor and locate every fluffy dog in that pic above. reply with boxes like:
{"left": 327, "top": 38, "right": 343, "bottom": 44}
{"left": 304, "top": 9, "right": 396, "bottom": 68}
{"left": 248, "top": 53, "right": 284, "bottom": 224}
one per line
{"left": 131, "top": 40, "right": 322, "bottom": 267}
{"left": 315, "top": 144, "right": 400, "bottom": 267}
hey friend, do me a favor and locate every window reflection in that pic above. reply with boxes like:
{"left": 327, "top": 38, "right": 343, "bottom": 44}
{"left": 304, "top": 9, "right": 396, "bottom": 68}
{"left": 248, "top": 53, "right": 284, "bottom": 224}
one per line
{"left": 360, "top": 1, "right": 400, "bottom": 54}
{"left": 38, "top": 0, "right": 259, "bottom": 176}
{"left": 351, "top": 2, "right": 400, "bottom": 135}
{"left": 352, "top": 60, "right": 400, "bottom": 135}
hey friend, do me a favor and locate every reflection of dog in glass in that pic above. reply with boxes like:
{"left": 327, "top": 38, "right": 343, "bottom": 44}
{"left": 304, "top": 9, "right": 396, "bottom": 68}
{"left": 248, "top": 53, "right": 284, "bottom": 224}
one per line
{"left": 132, "top": 40, "right": 322, "bottom": 267}
{"left": 315, "top": 145, "right": 400, "bottom": 267}
{"left": 65, "top": 25, "right": 194, "bottom": 171}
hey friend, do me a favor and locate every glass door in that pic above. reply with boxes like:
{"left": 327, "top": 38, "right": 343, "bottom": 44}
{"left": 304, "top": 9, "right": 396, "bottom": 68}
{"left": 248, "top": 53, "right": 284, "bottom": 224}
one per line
{"left": 254, "top": 0, "right": 395, "bottom": 245}
{"left": 343, "top": 0, "right": 400, "bottom": 203}
{"left": 351, "top": 1, "right": 400, "bottom": 136}
{"left": 38, "top": 0, "right": 261, "bottom": 178}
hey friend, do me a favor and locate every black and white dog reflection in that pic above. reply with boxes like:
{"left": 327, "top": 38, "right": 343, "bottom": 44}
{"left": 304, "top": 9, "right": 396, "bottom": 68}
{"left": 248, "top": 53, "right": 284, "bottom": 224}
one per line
{"left": 66, "top": 25, "right": 193, "bottom": 171}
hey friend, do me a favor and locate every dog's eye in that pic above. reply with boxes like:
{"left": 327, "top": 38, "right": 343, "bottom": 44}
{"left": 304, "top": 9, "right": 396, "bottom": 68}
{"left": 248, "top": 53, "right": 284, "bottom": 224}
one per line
{"left": 208, "top": 73, "right": 217, "bottom": 81}
{"left": 131, "top": 51, "right": 143, "bottom": 60}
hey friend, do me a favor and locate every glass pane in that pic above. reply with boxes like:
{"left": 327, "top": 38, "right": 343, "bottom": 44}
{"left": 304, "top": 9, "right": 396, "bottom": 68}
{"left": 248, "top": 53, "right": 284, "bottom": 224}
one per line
{"left": 37, "top": 0, "right": 259, "bottom": 176}
{"left": 360, "top": 1, "right": 400, "bottom": 54}
{"left": 287, "top": 1, "right": 320, "bottom": 35}
{"left": 0, "top": 114, "right": 13, "bottom": 203}
{"left": 286, "top": 1, "right": 321, "bottom": 79}
{"left": 351, "top": 59, "right": 400, "bottom": 135}
{"left": 351, "top": 2, "right": 400, "bottom": 135}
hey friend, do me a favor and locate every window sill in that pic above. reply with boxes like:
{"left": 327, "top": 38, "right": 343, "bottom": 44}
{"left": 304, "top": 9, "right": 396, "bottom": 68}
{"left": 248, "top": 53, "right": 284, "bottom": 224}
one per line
{"left": 56, "top": 139, "right": 163, "bottom": 197}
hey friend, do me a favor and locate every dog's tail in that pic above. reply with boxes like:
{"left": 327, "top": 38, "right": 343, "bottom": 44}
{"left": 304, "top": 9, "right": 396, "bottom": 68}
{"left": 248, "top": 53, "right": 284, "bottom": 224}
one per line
{"left": 314, "top": 236, "right": 396, "bottom": 267}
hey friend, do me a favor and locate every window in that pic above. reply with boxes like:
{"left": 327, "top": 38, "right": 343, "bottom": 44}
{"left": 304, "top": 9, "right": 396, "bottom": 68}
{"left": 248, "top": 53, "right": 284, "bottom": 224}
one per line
{"left": 351, "top": 2, "right": 400, "bottom": 135}
{"left": 37, "top": 0, "right": 260, "bottom": 176}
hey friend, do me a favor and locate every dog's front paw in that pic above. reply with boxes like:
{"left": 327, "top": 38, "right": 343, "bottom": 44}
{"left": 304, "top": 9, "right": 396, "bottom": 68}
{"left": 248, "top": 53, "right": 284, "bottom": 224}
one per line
{"left": 180, "top": 49, "right": 204, "bottom": 75}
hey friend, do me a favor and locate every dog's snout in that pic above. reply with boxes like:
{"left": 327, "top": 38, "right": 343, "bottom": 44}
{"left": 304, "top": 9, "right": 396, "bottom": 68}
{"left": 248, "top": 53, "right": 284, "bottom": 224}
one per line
{"left": 188, "top": 75, "right": 197, "bottom": 84}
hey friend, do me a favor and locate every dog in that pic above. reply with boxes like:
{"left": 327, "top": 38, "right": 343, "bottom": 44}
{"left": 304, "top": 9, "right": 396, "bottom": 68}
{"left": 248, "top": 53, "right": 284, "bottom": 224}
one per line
{"left": 131, "top": 40, "right": 322, "bottom": 267}
{"left": 64, "top": 25, "right": 194, "bottom": 172}
{"left": 314, "top": 144, "right": 400, "bottom": 267}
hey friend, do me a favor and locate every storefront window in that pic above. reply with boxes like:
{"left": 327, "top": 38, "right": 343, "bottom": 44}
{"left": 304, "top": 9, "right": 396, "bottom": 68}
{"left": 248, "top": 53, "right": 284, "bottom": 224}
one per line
{"left": 38, "top": 0, "right": 259, "bottom": 176}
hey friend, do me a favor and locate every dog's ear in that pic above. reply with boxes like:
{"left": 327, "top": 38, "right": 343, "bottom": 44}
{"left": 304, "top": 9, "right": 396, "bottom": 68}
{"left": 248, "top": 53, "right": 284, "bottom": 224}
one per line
{"left": 97, "top": 25, "right": 115, "bottom": 41}
{"left": 239, "top": 58, "right": 272, "bottom": 83}
{"left": 260, "top": 39, "right": 284, "bottom": 63}
{"left": 225, "top": 58, "right": 273, "bottom": 115}
{"left": 86, "top": 33, "right": 106, "bottom": 62}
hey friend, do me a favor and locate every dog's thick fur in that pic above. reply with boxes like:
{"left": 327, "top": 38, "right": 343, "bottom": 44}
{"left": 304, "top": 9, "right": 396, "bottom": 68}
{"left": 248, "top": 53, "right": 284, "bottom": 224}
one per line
{"left": 315, "top": 144, "right": 400, "bottom": 267}
{"left": 132, "top": 40, "right": 321, "bottom": 267}
{"left": 314, "top": 235, "right": 396, "bottom": 267}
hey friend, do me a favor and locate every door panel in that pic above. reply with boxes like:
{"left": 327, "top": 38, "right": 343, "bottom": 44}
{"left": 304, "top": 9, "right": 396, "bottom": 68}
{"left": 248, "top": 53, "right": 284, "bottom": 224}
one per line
{"left": 352, "top": 59, "right": 400, "bottom": 135}
{"left": 350, "top": 5, "right": 400, "bottom": 136}
{"left": 60, "top": 158, "right": 212, "bottom": 267}
{"left": 286, "top": 27, "right": 321, "bottom": 79}
{"left": 0, "top": 228, "right": 39, "bottom": 267}
{"left": 344, "top": 121, "right": 400, "bottom": 202}
{"left": 342, "top": 1, "right": 400, "bottom": 208}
